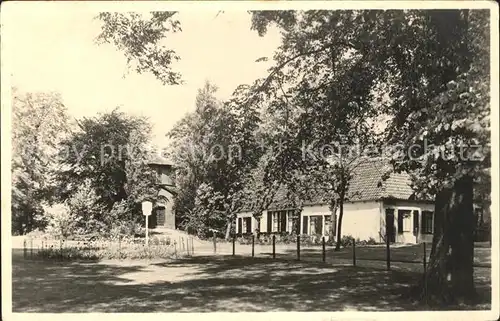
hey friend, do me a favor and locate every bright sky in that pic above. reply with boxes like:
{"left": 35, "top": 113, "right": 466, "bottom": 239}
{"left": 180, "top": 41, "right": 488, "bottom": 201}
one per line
{"left": 7, "top": 8, "right": 281, "bottom": 147}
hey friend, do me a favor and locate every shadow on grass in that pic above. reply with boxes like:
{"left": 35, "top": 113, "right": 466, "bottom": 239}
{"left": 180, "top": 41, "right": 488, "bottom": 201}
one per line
{"left": 12, "top": 250, "right": 491, "bottom": 313}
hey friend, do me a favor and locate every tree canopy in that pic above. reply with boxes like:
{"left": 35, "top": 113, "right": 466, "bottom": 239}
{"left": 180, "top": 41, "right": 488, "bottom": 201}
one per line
{"left": 96, "top": 11, "right": 182, "bottom": 85}
{"left": 249, "top": 9, "right": 490, "bottom": 304}
{"left": 11, "top": 89, "right": 70, "bottom": 234}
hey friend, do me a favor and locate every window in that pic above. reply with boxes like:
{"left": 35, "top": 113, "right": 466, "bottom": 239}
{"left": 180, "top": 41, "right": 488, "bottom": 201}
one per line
{"left": 413, "top": 210, "right": 419, "bottom": 233}
{"left": 421, "top": 211, "right": 434, "bottom": 234}
{"left": 399, "top": 210, "right": 412, "bottom": 232}
{"left": 302, "top": 216, "right": 309, "bottom": 234}
{"left": 237, "top": 218, "right": 242, "bottom": 234}
{"left": 272, "top": 212, "right": 279, "bottom": 232}
{"left": 280, "top": 211, "right": 287, "bottom": 232}
{"left": 268, "top": 210, "right": 289, "bottom": 233}
{"left": 397, "top": 212, "right": 404, "bottom": 234}
{"left": 288, "top": 213, "right": 294, "bottom": 233}
{"left": 309, "top": 215, "right": 323, "bottom": 235}
{"left": 324, "top": 215, "right": 332, "bottom": 235}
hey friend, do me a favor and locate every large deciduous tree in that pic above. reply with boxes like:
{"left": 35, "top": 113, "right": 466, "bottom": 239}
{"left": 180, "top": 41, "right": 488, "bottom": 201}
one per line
{"left": 57, "top": 108, "right": 163, "bottom": 231}
{"left": 168, "top": 82, "right": 262, "bottom": 239}
{"left": 11, "top": 89, "right": 70, "bottom": 235}
{"left": 96, "top": 11, "right": 182, "bottom": 85}
{"left": 384, "top": 10, "right": 490, "bottom": 304}
{"left": 250, "top": 10, "right": 382, "bottom": 248}
{"left": 250, "top": 9, "right": 491, "bottom": 303}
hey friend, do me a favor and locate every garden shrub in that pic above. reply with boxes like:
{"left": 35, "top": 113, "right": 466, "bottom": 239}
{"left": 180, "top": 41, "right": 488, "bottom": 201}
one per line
{"left": 280, "top": 233, "right": 297, "bottom": 244}
{"left": 35, "top": 236, "right": 177, "bottom": 261}
{"left": 232, "top": 233, "right": 378, "bottom": 247}
{"left": 357, "top": 237, "right": 378, "bottom": 246}
{"left": 336, "top": 235, "right": 379, "bottom": 247}
{"left": 44, "top": 204, "right": 79, "bottom": 239}
{"left": 340, "top": 235, "right": 355, "bottom": 247}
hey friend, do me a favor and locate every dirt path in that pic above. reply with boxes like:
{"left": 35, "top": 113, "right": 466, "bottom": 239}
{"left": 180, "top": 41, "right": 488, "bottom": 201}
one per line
{"left": 12, "top": 251, "right": 491, "bottom": 312}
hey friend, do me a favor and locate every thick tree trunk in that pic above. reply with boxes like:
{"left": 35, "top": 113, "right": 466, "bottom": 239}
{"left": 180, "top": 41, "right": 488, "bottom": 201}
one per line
{"left": 334, "top": 199, "right": 344, "bottom": 251}
{"left": 329, "top": 200, "right": 338, "bottom": 239}
{"left": 224, "top": 215, "right": 233, "bottom": 240}
{"left": 423, "top": 175, "right": 476, "bottom": 304}
{"left": 254, "top": 214, "right": 261, "bottom": 238}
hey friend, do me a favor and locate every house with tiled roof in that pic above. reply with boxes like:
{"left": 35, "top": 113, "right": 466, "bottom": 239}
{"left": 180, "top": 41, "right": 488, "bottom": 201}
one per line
{"left": 235, "top": 158, "right": 435, "bottom": 244}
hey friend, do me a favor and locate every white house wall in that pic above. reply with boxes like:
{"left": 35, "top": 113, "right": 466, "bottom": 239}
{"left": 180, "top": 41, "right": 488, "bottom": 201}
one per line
{"left": 300, "top": 202, "right": 381, "bottom": 240}
{"left": 235, "top": 212, "right": 259, "bottom": 234}
{"left": 235, "top": 200, "right": 434, "bottom": 244}
{"left": 338, "top": 201, "right": 382, "bottom": 241}
{"left": 260, "top": 210, "right": 268, "bottom": 233}
{"left": 300, "top": 205, "right": 331, "bottom": 237}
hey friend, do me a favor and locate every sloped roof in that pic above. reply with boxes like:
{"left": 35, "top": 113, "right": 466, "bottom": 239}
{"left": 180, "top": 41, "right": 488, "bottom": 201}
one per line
{"left": 264, "top": 158, "right": 419, "bottom": 210}
{"left": 347, "top": 159, "right": 415, "bottom": 202}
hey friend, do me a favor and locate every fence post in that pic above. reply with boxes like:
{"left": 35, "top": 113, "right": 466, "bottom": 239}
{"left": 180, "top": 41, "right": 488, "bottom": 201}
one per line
{"left": 272, "top": 235, "right": 276, "bottom": 259}
{"left": 252, "top": 235, "right": 255, "bottom": 257}
{"left": 232, "top": 235, "right": 236, "bottom": 256}
{"left": 386, "top": 233, "right": 391, "bottom": 271}
{"left": 423, "top": 242, "right": 428, "bottom": 305}
{"left": 119, "top": 235, "right": 122, "bottom": 260}
{"left": 352, "top": 241, "right": 357, "bottom": 266}
{"left": 423, "top": 242, "right": 427, "bottom": 273}
{"left": 30, "top": 238, "right": 33, "bottom": 259}
{"left": 297, "top": 235, "right": 300, "bottom": 261}
{"left": 191, "top": 237, "right": 194, "bottom": 255}
{"left": 213, "top": 232, "right": 217, "bottom": 254}
{"left": 59, "top": 239, "right": 63, "bottom": 261}
{"left": 23, "top": 239, "right": 27, "bottom": 259}
{"left": 174, "top": 241, "right": 177, "bottom": 258}
{"left": 322, "top": 236, "right": 326, "bottom": 262}
{"left": 186, "top": 237, "right": 190, "bottom": 256}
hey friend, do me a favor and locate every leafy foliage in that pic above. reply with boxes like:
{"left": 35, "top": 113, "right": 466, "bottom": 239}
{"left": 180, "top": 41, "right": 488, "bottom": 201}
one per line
{"left": 57, "top": 109, "right": 163, "bottom": 233}
{"left": 43, "top": 204, "right": 78, "bottom": 239}
{"left": 251, "top": 9, "right": 491, "bottom": 303}
{"left": 168, "top": 82, "right": 262, "bottom": 238}
{"left": 65, "top": 180, "right": 108, "bottom": 235}
{"left": 11, "top": 89, "right": 70, "bottom": 234}
{"left": 96, "top": 12, "right": 182, "bottom": 85}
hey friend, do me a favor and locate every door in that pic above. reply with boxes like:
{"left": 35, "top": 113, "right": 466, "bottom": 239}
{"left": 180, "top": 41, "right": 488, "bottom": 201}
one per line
{"left": 385, "top": 209, "right": 396, "bottom": 243}
{"left": 156, "top": 207, "right": 166, "bottom": 226}
{"left": 147, "top": 212, "right": 158, "bottom": 229}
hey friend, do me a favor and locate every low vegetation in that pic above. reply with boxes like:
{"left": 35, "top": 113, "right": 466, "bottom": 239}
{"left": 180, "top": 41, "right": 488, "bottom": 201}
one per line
{"left": 27, "top": 235, "right": 178, "bottom": 261}
{"left": 236, "top": 233, "right": 378, "bottom": 247}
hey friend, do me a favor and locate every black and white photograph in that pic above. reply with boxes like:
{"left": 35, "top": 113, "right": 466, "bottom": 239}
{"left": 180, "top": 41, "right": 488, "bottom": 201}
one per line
{"left": 1, "top": 1, "right": 498, "bottom": 319}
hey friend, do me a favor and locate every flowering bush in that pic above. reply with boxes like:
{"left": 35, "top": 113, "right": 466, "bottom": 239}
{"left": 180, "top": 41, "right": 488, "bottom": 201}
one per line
{"left": 35, "top": 236, "right": 177, "bottom": 261}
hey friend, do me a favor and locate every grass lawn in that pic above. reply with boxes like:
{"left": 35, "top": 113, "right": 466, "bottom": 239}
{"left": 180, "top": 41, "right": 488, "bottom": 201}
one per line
{"left": 11, "top": 248, "right": 491, "bottom": 312}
